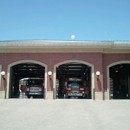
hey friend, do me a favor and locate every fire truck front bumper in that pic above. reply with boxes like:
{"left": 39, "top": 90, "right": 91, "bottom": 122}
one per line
{"left": 25, "top": 91, "right": 43, "bottom": 96}
{"left": 67, "top": 92, "right": 84, "bottom": 97}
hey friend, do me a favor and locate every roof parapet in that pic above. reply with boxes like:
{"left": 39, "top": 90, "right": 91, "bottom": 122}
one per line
{"left": 0, "top": 40, "right": 130, "bottom": 49}
{"left": 0, "top": 40, "right": 114, "bottom": 49}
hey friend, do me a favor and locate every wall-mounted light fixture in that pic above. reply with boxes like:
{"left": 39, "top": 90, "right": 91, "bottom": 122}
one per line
{"left": 48, "top": 71, "right": 52, "bottom": 80}
{"left": 1, "top": 71, "right": 5, "bottom": 80}
{"left": 96, "top": 71, "right": 100, "bottom": 80}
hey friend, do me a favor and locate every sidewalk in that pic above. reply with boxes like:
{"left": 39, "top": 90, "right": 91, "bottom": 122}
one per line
{"left": 0, "top": 99, "right": 130, "bottom": 130}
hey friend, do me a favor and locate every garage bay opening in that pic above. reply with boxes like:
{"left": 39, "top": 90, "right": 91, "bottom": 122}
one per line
{"left": 109, "top": 64, "right": 130, "bottom": 99}
{"left": 9, "top": 63, "right": 45, "bottom": 99}
{"left": 56, "top": 62, "right": 91, "bottom": 99}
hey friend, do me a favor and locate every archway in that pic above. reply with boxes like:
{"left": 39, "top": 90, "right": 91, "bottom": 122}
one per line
{"left": 6, "top": 60, "right": 47, "bottom": 99}
{"left": 53, "top": 60, "right": 94, "bottom": 99}
{"left": 107, "top": 61, "right": 130, "bottom": 99}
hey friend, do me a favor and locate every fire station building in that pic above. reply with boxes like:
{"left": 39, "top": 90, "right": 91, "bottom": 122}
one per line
{"left": 0, "top": 40, "right": 130, "bottom": 100}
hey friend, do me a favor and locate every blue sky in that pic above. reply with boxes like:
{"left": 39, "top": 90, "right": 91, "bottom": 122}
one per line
{"left": 0, "top": 0, "right": 130, "bottom": 41}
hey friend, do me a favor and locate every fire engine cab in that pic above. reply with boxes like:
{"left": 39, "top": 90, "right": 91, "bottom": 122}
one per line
{"left": 62, "top": 78, "right": 90, "bottom": 98}
{"left": 20, "top": 78, "right": 44, "bottom": 98}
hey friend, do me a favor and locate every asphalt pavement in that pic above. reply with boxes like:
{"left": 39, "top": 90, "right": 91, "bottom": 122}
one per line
{"left": 0, "top": 99, "right": 130, "bottom": 130}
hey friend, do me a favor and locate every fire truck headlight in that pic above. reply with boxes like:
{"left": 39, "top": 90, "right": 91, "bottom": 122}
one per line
{"left": 26, "top": 88, "right": 29, "bottom": 91}
{"left": 80, "top": 88, "right": 84, "bottom": 90}
{"left": 82, "top": 91, "right": 84, "bottom": 94}
{"left": 67, "top": 88, "right": 71, "bottom": 90}
{"left": 39, "top": 88, "right": 42, "bottom": 91}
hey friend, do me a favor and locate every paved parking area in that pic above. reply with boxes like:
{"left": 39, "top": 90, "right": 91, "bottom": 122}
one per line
{"left": 0, "top": 99, "right": 130, "bottom": 130}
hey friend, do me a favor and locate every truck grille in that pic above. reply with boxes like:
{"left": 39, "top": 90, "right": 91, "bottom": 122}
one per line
{"left": 72, "top": 86, "right": 79, "bottom": 91}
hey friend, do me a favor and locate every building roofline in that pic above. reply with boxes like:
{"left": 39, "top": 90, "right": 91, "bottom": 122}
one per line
{"left": 0, "top": 39, "right": 130, "bottom": 49}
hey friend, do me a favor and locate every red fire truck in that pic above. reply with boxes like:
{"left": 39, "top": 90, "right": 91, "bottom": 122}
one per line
{"left": 62, "top": 78, "right": 90, "bottom": 98}
{"left": 20, "top": 78, "right": 44, "bottom": 98}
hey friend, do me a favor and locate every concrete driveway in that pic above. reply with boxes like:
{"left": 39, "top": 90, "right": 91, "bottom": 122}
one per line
{"left": 0, "top": 99, "right": 130, "bottom": 130}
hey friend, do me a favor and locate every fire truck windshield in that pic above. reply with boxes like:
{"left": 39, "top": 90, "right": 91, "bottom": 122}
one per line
{"left": 26, "top": 80, "right": 44, "bottom": 86}
{"left": 67, "top": 81, "right": 86, "bottom": 87}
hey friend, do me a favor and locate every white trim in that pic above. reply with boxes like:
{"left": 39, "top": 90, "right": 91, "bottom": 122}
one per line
{"left": 0, "top": 91, "right": 4, "bottom": 99}
{"left": 53, "top": 60, "right": 94, "bottom": 99}
{"left": 107, "top": 60, "right": 130, "bottom": 100}
{"left": 6, "top": 60, "right": 47, "bottom": 99}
